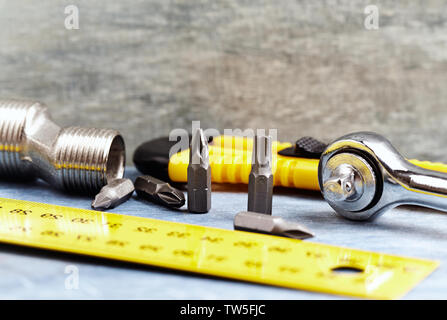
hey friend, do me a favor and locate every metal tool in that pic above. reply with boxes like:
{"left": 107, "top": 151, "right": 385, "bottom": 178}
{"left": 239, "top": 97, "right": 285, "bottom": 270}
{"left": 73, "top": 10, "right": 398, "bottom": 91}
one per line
{"left": 234, "top": 211, "right": 314, "bottom": 239}
{"left": 319, "top": 131, "right": 447, "bottom": 221}
{"left": 187, "top": 128, "right": 211, "bottom": 213}
{"left": 134, "top": 175, "right": 185, "bottom": 208}
{"left": 92, "top": 178, "right": 134, "bottom": 210}
{"left": 0, "top": 99, "right": 125, "bottom": 194}
{"left": 248, "top": 135, "right": 273, "bottom": 214}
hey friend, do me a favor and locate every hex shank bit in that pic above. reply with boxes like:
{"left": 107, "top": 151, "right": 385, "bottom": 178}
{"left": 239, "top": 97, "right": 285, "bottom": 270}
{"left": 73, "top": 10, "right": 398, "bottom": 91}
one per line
{"left": 248, "top": 135, "right": 273, "bottom": 214}
{"left": 135, "top": 175, "right": 185, "bottom": 208}
{"left": 187, "top": 128, "right": 211, "bottom": 213}
{"left": 234, "top": 211, "right": 314, "bottom": 240}
{"left": 92, "top": 178, "right": 135, "bottom": 210}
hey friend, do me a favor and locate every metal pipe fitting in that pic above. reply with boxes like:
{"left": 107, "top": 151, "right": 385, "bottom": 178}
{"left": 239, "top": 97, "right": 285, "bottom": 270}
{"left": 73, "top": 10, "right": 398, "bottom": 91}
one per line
{"left": 319, "top": 132, "right": 447, "bottom": 221}
{"left": 0, "top": 99, "right": 125, "bottom": 194}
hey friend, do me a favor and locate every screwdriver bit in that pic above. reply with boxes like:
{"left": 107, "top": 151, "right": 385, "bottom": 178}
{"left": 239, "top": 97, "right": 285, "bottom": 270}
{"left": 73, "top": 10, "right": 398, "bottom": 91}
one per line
{"left": 134, "top": 175, "right": 185, "bottom": 208}
{"left": 91, "top": 178, "right": 134, "bottom": 210}
{"left": 187, "top": 128, "right": 211, "bottom": 213}
{"left": 248, "top": 135, "right": 273, "bottom": 214}
{"left": 234, "top": 211, "right": 314, "bottom": 240}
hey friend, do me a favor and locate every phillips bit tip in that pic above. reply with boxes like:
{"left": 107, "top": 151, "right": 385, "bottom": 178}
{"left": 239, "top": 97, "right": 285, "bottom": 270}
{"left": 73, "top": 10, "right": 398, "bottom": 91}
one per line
{"left": 248, "top": 135, "right": 273, "bottom": 215}
{"left": 134, "top": 175, "right": 185, "bottom": 208}
{"left": 234, "top": 211, "right": 314, "bottom": 240}
{"left": 187, "top": 128, "right": 211, "bottom": 213}
{"left": 91, "top": 178, "right": 135, "bottom": 210}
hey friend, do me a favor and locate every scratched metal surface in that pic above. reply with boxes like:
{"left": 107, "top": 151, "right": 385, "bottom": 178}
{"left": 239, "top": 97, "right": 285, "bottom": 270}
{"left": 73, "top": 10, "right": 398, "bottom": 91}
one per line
{"left": 0, "top": 167, "right": 444, "bottom": 300}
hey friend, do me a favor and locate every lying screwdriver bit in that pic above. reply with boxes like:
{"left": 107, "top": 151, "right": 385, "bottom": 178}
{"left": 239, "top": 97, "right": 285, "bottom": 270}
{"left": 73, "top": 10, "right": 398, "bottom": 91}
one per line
{"left": 234, "top": 211, "right": 314, "bottom": 240}
{"left": 187, "top": 128, "right": 211, "bottom": 213}
{"left": 92, "top": 178, "right": 134, "bottom": 210}
{"left": 134, "top": 175, "right": 185, "bottom": 208}
{"left": 248, "top": 135, "right": 273, "bottom": 214}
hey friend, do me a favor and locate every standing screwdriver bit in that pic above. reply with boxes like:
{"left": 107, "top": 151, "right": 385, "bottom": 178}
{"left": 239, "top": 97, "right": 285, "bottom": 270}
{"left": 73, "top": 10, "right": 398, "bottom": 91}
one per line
{"left": 135, "top": 175, "right": 185, "bottom": 208}
{"left": 92, "top": 178, "right": 134, "bottom": 210}
{"left": 187, "top": 128, "right": 211, "bottom": 213}
{"left": 248, "top": 135, "right": 273, "bottom": 214}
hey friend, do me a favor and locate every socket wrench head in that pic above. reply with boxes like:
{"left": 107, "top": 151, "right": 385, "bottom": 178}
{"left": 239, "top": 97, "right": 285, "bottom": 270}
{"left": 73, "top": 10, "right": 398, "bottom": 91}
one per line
{"left": 319, "top": 132, "right": 447, "bottom": 220}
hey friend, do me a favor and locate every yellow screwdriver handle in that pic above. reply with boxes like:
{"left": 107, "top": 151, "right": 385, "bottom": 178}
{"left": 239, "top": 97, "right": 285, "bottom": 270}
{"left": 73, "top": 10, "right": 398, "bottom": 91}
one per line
{"left": 168, "top": 135, "right": 447, "bottom": 191}
{"left": 409, "top": 159, "right": 447, "bottom": 174}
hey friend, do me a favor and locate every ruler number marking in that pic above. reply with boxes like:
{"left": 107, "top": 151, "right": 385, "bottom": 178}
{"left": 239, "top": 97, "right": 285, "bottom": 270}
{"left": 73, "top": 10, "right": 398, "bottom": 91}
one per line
{"left": 106, "top": 240, "right": 128, "bottom": 247}
{"left": 245, "top": 260, "right": 262, "bottom": 269}
{"left": 135, "top": 226, "right": 157, "bottom": 233}
{"left": 76, "top": 235, "right": 96, "bottom": 242}
{"left": 206, "top": 254, "right": 227, "bottom": 263}
{"left": 41, "top": 230, "right": 64, "bottom": 237}
{"left": 234, "top": 241, "right": 258, "bottom": 248}
{"left": 41, "top": 213, "right": 63, "bottom": 220}
{"left": 72, "top": 217, "right": 94, "bottom": 224}
{"left": 103, "top": 222, "right": 123, "bottom": 230}
{"left": 268, "top": 246, "right": 291, "bottom": 253}
{"left": 140, "top": 244, "right": 162, "bottom": 252}
{"left": 9, "top": 208, "right": 31, "bottom": 215}
{"left": 306, "top": 251, "right": 326, "bottom": 259}
{"left": 201, "top": 236, "right": 223, "bottom": 243}
{"left": 279, "top": 266, "right": 300, "bottom": 274}
{"left": 9, "top": 226, "right": 31, "bottom": 232}
{"left": 167, "top": 231, "right": 190, "bottom": 238}
{"left": 173, "top": 249, "right": 194, "bottom": 258}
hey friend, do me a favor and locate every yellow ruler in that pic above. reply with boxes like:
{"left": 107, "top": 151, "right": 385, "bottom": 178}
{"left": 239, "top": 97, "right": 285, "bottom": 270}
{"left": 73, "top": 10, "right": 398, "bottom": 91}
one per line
{"left": 0, "top": 197, "right": 438, "bottom": 299}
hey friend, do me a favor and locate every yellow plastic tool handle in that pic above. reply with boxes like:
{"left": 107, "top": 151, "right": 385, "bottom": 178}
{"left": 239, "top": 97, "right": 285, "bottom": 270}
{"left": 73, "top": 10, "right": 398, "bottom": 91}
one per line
{"left": 409, "top": 159, "right": 447, "bottom": 174}
{"left": 168, "top": 135, "right": 447, "bottom": 191}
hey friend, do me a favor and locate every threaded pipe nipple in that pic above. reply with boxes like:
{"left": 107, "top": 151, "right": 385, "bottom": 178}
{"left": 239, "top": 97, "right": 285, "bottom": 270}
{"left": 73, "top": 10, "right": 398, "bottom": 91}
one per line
{"left": 0, "top": 99, "right": 125, "bottom": 194}
{"left": 54, "top": 127, "right": 125, "bottom": 193}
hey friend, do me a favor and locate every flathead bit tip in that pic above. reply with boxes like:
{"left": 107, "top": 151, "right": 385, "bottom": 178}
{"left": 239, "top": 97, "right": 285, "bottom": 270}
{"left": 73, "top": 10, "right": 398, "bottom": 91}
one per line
{"left": 91, "top": 195, "right": 112, "bottom": 210}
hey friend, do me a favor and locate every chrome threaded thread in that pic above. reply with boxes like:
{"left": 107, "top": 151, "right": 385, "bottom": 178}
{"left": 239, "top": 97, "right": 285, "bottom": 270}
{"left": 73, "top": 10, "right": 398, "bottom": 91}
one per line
{"left": 0, "top": 100, "right": 40, "bottom": 178}
{"left": 0, "top": 99, "right": 125, "bottom": 194}
{"left": 54, "top": 127, "right": 125, "bottom": 193}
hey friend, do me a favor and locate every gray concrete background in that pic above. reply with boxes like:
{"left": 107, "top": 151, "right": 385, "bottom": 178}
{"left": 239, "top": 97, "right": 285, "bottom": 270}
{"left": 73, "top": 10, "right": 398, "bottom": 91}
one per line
{"left": 0, "top": 0, "right": 446, "bottom": 162}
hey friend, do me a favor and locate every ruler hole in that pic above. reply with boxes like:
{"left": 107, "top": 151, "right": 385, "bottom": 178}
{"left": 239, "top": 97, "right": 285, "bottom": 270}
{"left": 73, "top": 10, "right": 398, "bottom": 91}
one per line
{"left": 331, "top": 266, "right": 364, "bottom": 275}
